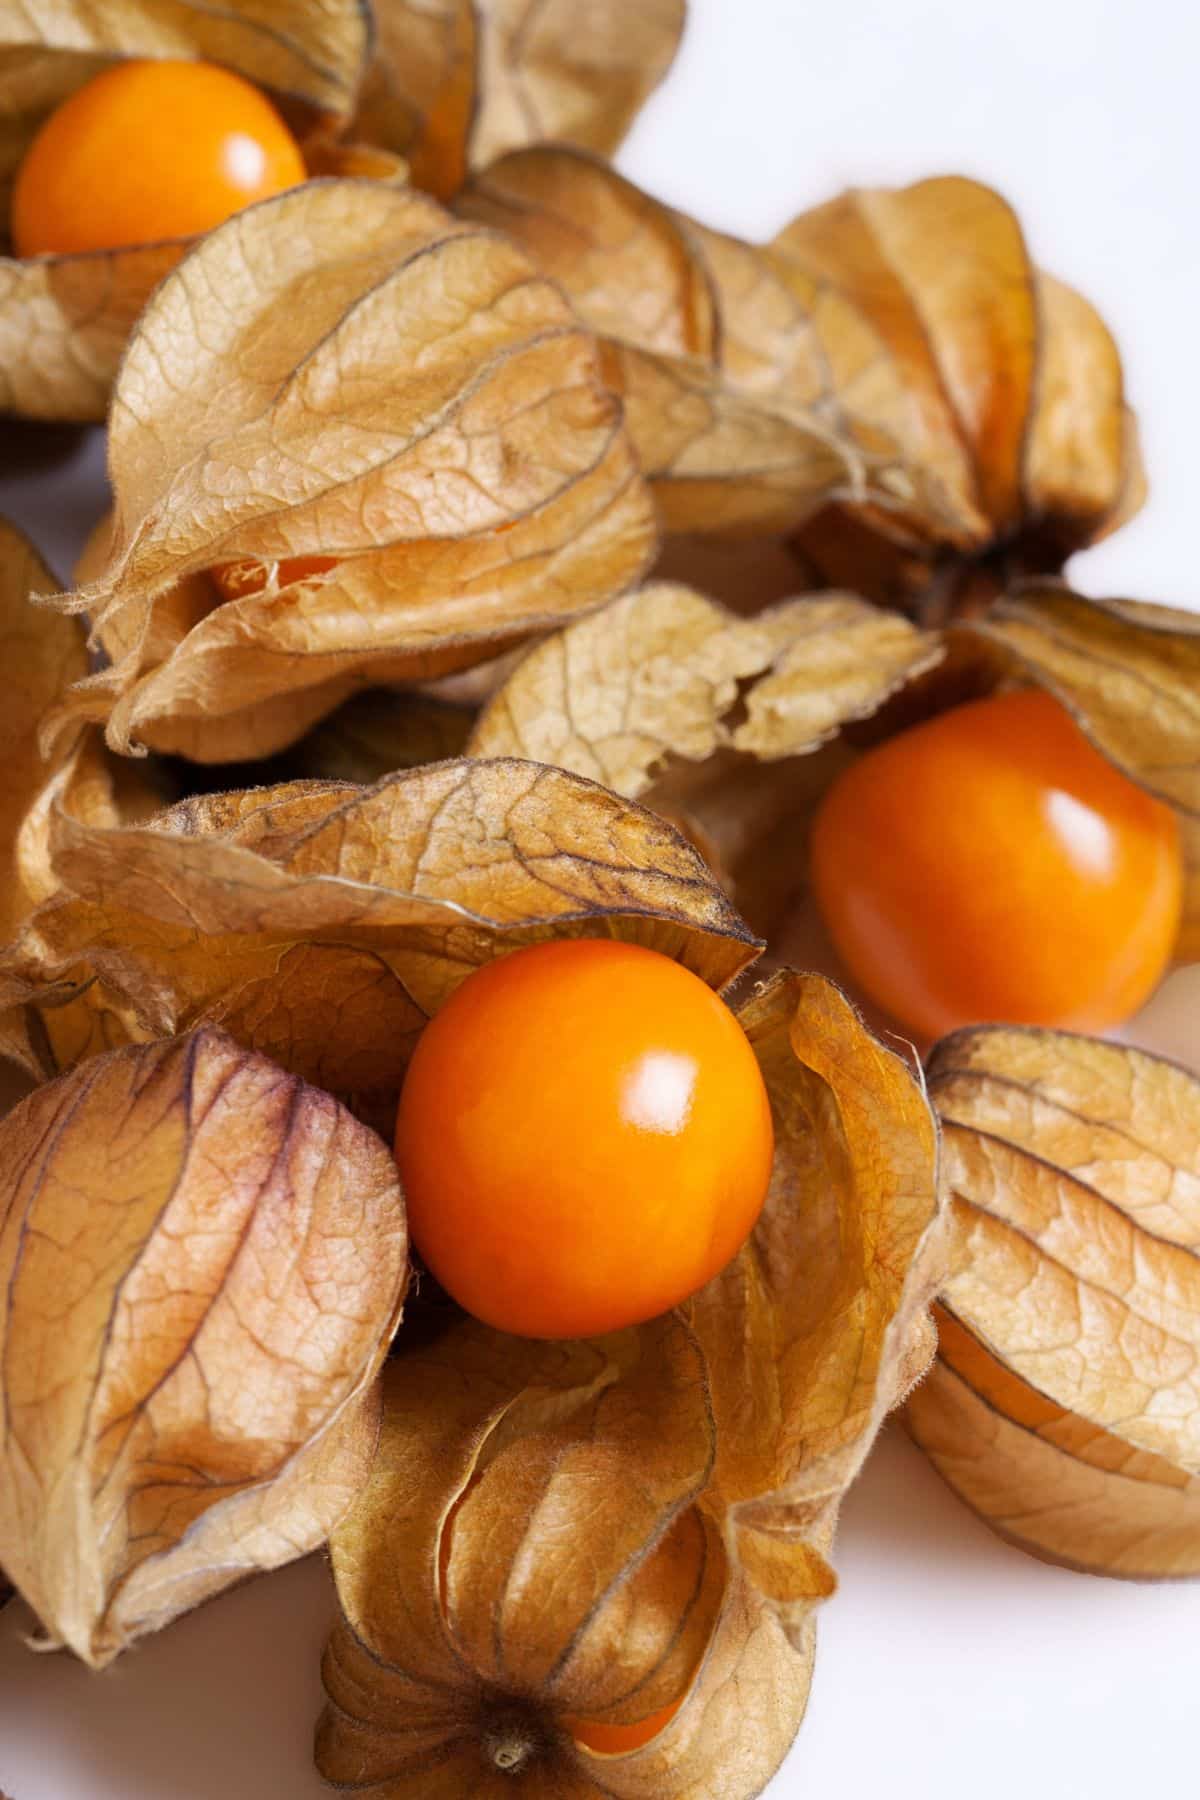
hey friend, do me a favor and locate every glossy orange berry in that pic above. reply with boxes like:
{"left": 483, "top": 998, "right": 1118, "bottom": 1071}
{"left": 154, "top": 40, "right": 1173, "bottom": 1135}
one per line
{"left": 395, "top": 940, "right": 774, "bottom": 1340}
{"left": 211, "top": 555, "right": 338, "bottom": 603}
{"left": 811, "top": 688, "right": 1182, "bottom": 1041}
{"left": 567, "top": 1695, "right": 684, "bottom": 1755}
{"left": 12, "top": 59, "right": 306, "bottom": 257}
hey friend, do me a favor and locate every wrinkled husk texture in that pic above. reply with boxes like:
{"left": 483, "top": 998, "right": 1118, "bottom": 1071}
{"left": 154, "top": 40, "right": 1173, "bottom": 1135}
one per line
{"left": 0, "top": 511, "right": 956, "bottom": 1773}
{"left": 317, "top": 972, "right": 946, "bottom": 1796}
{"left": 467, "top": 578, "right": 1200, "bottom": 971}
{"left": 0, "top": 1026, "right": 409, "bottom": 1666}
{"left": 0, "top": 511, "right": 754, "bottom": 1113}
{"left": 354, "top": 0, "right": 685, "bottom": 199}
{"left": 908, "top": 1026, "right": 1200, "bottom": 1579}
{"left": 0, "top": 749, "right": 763, "bottom": 1134}
{"left": 458, "top": 153, "right": 1143, "bottom": 605}
{"left": 0, "top": 0, "right": 684, "bottom": 420}
{"left": 0, "top": 16, "right": 1196, "bottom": 1790}
{"left": 0, "top": 0, "right": 376, "bottom": 418}
{"left": 44, "top": 177, "right": 655, "bottom": 760}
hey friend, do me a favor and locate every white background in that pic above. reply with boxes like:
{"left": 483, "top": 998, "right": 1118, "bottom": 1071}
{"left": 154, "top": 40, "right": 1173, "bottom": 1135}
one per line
{"left": 2, "top": 2, "right": 1199, "bottom": 1795}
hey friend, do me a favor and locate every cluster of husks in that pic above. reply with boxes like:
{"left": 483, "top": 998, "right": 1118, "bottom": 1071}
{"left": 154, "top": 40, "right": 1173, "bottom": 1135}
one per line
{"left": 458, "top": 151, "right": 1143, "bottom": 611}
{"left": 1, "top": 2, "right": 1199, "bottom": 1795}
{"left": 0, "top": 518, "right": 945, "bottom": 1790}
{"left": 318, "top": 977, "right": 944, "bottom": 1797}
{"left": 0, "top": 0, "right": 679, "bottom": 418}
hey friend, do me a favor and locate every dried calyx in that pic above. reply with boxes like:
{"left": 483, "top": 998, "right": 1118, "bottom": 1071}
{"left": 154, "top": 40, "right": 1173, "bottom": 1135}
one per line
{"left": 0, "top": 0, "right": 685, "bottom": 421}
{"left": 458, "top": 147, "right": 919, "bottom": 542}
{"left": 457, "top": 152, "right": 1142, "bottom": 616}
{"left": 909, "top": 1026, "right": 1200, "bottom": 1577}
{"left": 354, "top": 0, "right": 686, "bottom": 199}
{"left": 464, "top": 578, "right": 1200, "bottom": 983}
{"left": 0, "top": 524, "right": 953, "bottom": 1792}
{"left": 318, "top": 974, "right": 946, "bottom": 1797}
{"left": 1, "top": 751, "right": 760, "bottom": 1122}
{"left": 41, "top": 177, "right": 655, "bottom": 762}
{"left": 0, "top": 0, "right": 375, "bottom": 419}
{"left": 0, "top": 1027, "right": 409, "bottom": 1667}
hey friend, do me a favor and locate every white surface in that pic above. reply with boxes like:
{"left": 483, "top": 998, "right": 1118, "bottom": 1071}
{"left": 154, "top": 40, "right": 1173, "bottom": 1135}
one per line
{"left": 624, "top": 0, "right": 1200, "bottom": 614}
{"left": 3, "top": 2, "right": 1200, "bottom": 1794}
{"left": 3, "top": 1424, "right": 1198, "bottom": 1800}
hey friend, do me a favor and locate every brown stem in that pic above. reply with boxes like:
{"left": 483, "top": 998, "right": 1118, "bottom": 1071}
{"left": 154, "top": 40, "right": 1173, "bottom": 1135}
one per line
{"left": 486, "top": 1728, "right": 536, "bottom": 1775}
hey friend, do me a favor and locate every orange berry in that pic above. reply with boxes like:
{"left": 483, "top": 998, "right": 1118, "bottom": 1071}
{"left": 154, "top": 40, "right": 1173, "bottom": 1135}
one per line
{"left": 12, "top": 59, "right": 306, "bottom": 257}
{"left": 567, "top": 1695, "right": 684, "bottom": 1755}
{"left": 211, "top": 555, "right": 338, "bottom": 603}
{"left": 810, "top": 688, "right": 1182, "bottom": 1041}
{"left": 395, "top": 940, "right": 774, "bottom": 1339}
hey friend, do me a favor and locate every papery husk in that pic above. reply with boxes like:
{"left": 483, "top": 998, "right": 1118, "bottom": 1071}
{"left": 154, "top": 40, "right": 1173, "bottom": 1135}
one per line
{"left": 470, "top": 578, "right": 940, "bottom": 934}
{"left": 0, "top": 130, "right": 391, "bottom": 427}
{"left": 0, "top": 132, "right": 408, "bottom": 423}
{"left": 0, "top": 0, "right": 371, "bottom": 160}
{"left": 470, "top": 580, "right": 943, "bottom": 791}
{"left": 0, "top": 129, "right": 400, "bottom": 425}
{"left": 1, "top": 756, "right": 759, "bottom": 1136}
{"left": 0, "top": 1, "right": 377, "bottom": 419}
{"left": 908, "top": 1026, "right": 1200, "bottom": 1579}
{"left": 317, "top": 971, "right": 946, "bottom": 1797}
{"left": 43, "top": 177, "right": 655, "bottom": 757}
{"left": 0, "top": 1025, "right": 409, "bottom": 1667}
{"left": 457, "top": 147, "right": 923, "bottom": 540}
{"left": 0, "top": 516, "right": 162, "bottom": 1072}
{"left": 774, "top": 180, "right": 1145, "bottom": 612}
{"left": 468, "top": 577, "right": 1200, "bottom": 971}
{"left": 0, "top": 517, "right": 84, "bottom": 942}
{"left": 0, "top": 240, "right": 184, "bottom": 420}
{"left": 354, "top": 0, "right": 685, "bottom": 201}
{"left": 459, "top": 154, "right": 1141, "bottom": 599}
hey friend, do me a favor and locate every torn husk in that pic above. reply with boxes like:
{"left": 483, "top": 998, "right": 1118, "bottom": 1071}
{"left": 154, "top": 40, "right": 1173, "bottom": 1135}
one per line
{"left": 468, "top": 578, "right": 1200, "bottom": 978}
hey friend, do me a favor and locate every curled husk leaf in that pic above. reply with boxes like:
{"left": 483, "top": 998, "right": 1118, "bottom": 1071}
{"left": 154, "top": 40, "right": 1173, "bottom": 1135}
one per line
{"left": 1, "top": 755, "right": 758, "bottom": 1133}
{"left": 458, "top": 147, "right": 912, "bottom": 540}
{"left": 46, "top": 177, "right": 655, "bottom": 759}
{"left": 0, "top": 1, "right": 376, "bottom": 419}
{"left": 0, "top": 1026, "right": 409, "bottom": 1666}
{"left": 354, "top": 0, "right": 685, "bottom": 200}
{"left": 471, "top": 577, "right": 942, "bottom": 935}
{"left": 458, "top": 155, "right": 1141, "bottom": 601}
{"left": 471, "top": 579, "right": 942, "bottom": 789}
{"left": 49, "top": 171, "right": 658, "bottom": 756}
{"left": 774, "top": 179, "right": 1145, "bottom": 613}
{"left": 0, "top": 517, "right": 84, "bottom": 944}
{"left": 0, "top": 132, "right": 408, "bottom": 423}
{"left": 469, "top": 577, "right": 1200, "bottom": 974}
{"left": 0, "top": 514, "right": 161, "bottom": 1073}
{"left": 0, "top": 240, "right": 183, "bottom": 421}
{"left": 317, "top": 971, "right": 947, "bottom": 1797}
{"left": 908, "top": 1026, "right": 1200, "bottom": 1579}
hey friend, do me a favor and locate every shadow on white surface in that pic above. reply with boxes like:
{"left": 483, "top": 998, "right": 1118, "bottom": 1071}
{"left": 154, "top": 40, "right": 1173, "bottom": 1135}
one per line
{"left": 789, "top": 1423, "right": 1196, "bottom": 1799}
{"left": 1, "top": 1417, "right": 1195, "bottom": 1800}
{"left": 0, "top": 1556, "right": 336, "bottom": 1799}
